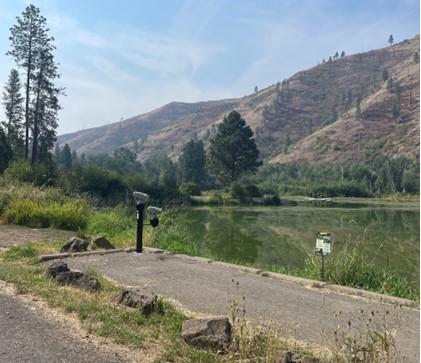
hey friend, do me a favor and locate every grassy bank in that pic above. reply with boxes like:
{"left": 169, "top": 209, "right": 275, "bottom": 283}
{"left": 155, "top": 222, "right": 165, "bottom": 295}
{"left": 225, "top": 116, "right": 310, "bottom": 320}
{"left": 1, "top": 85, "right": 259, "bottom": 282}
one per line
{"left": 0, "top": 243, "right": 319, "bottom": 363}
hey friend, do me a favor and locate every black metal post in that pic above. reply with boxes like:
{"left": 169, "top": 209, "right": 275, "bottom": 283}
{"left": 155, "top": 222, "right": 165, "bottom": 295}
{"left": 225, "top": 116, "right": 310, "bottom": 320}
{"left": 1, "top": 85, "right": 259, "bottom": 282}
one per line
{"left": 321, "top": 254, "right": 325, "bottom": 282}
{"left": 136, "top": 202, "right": 145, "bottom": 253}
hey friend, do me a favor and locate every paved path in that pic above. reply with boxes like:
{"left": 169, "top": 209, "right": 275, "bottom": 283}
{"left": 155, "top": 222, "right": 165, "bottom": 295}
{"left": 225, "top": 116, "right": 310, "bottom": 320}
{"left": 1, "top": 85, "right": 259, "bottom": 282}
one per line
{"left": 65, "top": 251, "right": 420, "bottom": 362}
{"left": 0, "top": 291, "right": 130, "bottom": 363}
{"left": 0, "top": 224, "right": 73, "bottom": 247}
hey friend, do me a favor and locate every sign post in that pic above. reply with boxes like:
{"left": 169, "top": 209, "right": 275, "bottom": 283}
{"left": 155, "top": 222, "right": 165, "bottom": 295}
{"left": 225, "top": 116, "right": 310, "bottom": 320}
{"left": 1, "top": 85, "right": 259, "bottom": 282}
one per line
{"left": 315, "top": 232, "right": 332, "bottom": 281}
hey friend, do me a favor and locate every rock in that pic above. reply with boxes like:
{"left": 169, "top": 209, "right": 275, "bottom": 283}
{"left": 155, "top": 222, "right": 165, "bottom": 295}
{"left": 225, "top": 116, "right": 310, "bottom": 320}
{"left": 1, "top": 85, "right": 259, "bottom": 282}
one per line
{"left": 115, "top": 288, "right": 158, "bottom": 316}
{"left": 46, "top": 262, "right": 101, "bottom": 292}
{"left": 54, "top": 271, "right": 101, "bottom": 292}
{"left": 45, "top": 261, "right": 70, "bottom": 278}
{"left": 61, "top": 237, "right": 89, "bottom": 253}
{"left": 90, "top": 236, "right": 115, "bottom": 250}
{"left": 279, "top": 352, "right": 319, "bottom": 363}
{"left": 181, "top": 317, "right": 232, "bottom": 350}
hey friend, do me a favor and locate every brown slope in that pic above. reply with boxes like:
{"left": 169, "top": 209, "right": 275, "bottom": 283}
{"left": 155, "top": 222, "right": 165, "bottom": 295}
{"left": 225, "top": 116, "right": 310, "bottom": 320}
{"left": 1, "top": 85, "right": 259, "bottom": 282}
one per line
{"left": 58, "top": 35, "right": 420, "bottom": 164}
{"left": 270, "top": 36, "right": 420, "bottom": 164}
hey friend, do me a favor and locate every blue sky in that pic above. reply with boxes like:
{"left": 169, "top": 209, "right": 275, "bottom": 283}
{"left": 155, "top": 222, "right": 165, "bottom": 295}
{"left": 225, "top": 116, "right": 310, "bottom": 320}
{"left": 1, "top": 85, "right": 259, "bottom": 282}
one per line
{"left": 0, "top": 0, "right": 419, "bottom": 134}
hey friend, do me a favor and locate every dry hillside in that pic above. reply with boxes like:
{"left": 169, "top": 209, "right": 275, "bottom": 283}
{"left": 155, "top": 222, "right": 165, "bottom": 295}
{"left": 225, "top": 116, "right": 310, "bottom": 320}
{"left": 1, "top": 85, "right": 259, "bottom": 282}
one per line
{"left": 58, "top": 35, "right": 420, "bottom": 164}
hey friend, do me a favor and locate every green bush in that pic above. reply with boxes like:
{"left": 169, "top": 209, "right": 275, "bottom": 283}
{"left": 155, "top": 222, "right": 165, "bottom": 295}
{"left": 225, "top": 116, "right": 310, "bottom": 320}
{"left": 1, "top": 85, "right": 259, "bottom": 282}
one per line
{"left": 3, "top": 198, "right": 89, "bottom": 231}
{"left": 178, "top": 182, "right": 201, "bottom": 196}
{"left": 4, "top": 161, "right": 57, "bottom": 186}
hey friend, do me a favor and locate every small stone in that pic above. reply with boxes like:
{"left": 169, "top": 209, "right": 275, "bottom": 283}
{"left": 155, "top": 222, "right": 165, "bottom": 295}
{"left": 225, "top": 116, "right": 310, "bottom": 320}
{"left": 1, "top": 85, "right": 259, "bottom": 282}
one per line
{"left": 90, "top": 236, "right": 115, "bottom": 250}
{"left": 61, "top": 237, "right": 89, "bottom": 253}
{"left": 115, "top": 288, "right": 158, "bottom": 316}
{"left": 45, "top": 261, "right": 70, "bottom": 278}
{"left": 181, "top": 317, "right": 232, "bottom": 350}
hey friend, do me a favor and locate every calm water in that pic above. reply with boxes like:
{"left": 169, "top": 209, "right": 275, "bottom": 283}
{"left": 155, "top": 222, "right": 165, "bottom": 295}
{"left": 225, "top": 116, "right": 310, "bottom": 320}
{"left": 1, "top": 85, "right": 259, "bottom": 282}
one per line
{"left": 173, "top": 202, "right": 420, "bottom": 286}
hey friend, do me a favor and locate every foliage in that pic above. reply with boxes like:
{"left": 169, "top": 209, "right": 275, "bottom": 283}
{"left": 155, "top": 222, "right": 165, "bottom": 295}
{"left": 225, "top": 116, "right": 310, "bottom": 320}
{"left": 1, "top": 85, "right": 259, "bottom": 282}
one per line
{"left": 3, "top": 160, "right": 57, "bottom": 186}
{"left": 2, "top": 198, "right": 89, "bottom": 231}
{"left": 207, "top": 111, "right": 261, "bottom": 185}
{"left": 178, "top": 139, "right": 208, "bottom": 186}
{"left": 0, "top": 127, "right": 12, "bottom": 173}
{"left": 179, "top": 182, "right": 201, "bottom": 196}
{"left": 2, "top": 68, "right": 24, "bottom": 157}
{"left": 7, "top": 4, "right": 62, "bottom": 162}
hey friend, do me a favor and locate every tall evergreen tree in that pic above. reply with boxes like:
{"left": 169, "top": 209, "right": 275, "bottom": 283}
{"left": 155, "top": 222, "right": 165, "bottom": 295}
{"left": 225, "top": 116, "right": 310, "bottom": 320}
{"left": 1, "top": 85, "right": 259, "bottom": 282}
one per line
{"left": 178, "top": 139, "right": 208, "bottom": 186}
{"left": 7, "top": 4, "right": 51, "bottom": 160}
{"left": 30, "top": 35, "right": 62, "bottom": 164}
{"left": 340, "top": 50, "right": 345, "bottom": 57}
{"left": 60, "top": 143, "right": 72, "bottom": 169}
{"left": 2, "top": 69, "right": 24, "bottom": 157}
{"left": 207, "top": 111, "right": 261, "bottom": 184}
{"left": 0, "top": 127, "right": 12, "bottom": 172}
{"left": 388, "top": 34, "right": 394, "bottom": 46}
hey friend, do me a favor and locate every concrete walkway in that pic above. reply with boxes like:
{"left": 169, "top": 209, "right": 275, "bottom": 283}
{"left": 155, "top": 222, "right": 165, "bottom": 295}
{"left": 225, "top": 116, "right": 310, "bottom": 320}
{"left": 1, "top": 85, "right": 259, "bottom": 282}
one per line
{"left": 64, "top": 250, "right": 420, "bottom": 362}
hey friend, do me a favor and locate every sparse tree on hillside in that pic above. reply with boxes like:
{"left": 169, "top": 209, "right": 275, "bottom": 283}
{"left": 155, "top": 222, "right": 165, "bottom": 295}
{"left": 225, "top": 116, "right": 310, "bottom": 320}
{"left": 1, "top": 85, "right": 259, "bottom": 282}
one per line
{"left": 207, "top": 111, "right": 261, "bottom": 184}
{"left": 328, "top": 56, "right": 332, "bottom": 62}
{"left": 334, "top": 51, "right": 339, "bottom": 59}
{"left": 414, "top": 52, "right": 419, "bottom": 64}
{"left": 2, "top": 69, "right": 24, "bottom": 157}
{"left": 388, "top": 34, "right": 394, "bottom": 46}
{"left": 340, "top": 50, "right": 345, "bottom": 57}
{"left": 387, "top": 77, "right": 394, "bottom": 90}
{"left": 7, "top": 4, "right": 51, "bottom": 160}
{"left": 254, "top": 86, "right": 258, "bottom": 93}
{"left": 382, "top": 69, "right": 389, "bottom": 81}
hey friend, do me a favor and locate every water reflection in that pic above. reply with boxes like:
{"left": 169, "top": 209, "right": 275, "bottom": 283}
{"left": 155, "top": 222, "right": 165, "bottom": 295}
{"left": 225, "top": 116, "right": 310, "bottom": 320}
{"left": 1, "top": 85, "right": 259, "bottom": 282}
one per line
{"left": 174, "top": 205, "right": 420, "bottom": 285}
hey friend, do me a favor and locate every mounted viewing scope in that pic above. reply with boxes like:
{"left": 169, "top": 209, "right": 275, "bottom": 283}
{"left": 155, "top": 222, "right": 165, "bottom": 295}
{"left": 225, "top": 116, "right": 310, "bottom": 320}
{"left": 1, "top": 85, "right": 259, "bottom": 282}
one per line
{"left": 133, "top": 191, "right": 150, "bottom": 204}
{"left": 132, "top": 191, "right": 161, "bottom": 252}
{"left": 147, "top": 206, "right": 162, "bottom": 228}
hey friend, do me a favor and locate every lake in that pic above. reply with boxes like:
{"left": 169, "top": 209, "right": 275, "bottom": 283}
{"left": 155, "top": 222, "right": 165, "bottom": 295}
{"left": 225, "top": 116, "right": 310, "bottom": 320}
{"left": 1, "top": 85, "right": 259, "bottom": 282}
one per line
{"left": 172, "top": 201, "right": 420, "bottom": 286}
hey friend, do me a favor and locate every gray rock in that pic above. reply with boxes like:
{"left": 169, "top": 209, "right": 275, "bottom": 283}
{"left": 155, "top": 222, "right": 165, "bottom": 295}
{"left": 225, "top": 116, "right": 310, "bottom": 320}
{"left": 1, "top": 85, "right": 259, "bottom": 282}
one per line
{"left": 281, "top": 352, "right": 319, "bottom": 363}
{"left": 181, "top": 317, "right": 232, "bottom": 350}
{"left": 54, "top": 271, "right": 101, "bottom": 292}
{"left": 115, "top": 288, "right": 158, "bottom": 316}
{"left": 45, "top": 261, "right": 70, "bottom": 278}
{"left": 61, "top": 237, "right": 89, "bottom": 253}
{"left": 90, "top": 236, "right": 115, "bottom": 250}
{"left": 46, "top": 262, "right": 101, "bottom": 292}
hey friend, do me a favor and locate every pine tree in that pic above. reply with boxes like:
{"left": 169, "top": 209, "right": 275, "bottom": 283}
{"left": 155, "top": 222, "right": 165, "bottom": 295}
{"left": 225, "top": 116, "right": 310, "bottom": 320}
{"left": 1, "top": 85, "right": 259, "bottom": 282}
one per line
{"left": 7, "top": 4, "right": 52, "bottom": 160}
{"left": 0, "top": 127, "right": 12, "bottom": 172}
{"left": 414, "top": 52, "right": 419, "bottom": 64}
{"left": 382, "top": 69, "right": 389, "bottom": 81}
{"left": 334, "top": 51, "right": 339, "bottom": 59}
{"left": 207, "top": 111, "right": 261, "bottom": 184}
{"left": 340, "top": 51, "right": 345, "bottom": 57}
{"left": 2, "top": 69, "right": 24, "bottom": 157}
{"left": 254, "top": 86, "right": 258, "bottom": 93}
{"left": 30, "top": 40, "right": 63, "bottom": 164}
{"left": 388, "top": 34, "right": 394, "bottom": 46}
{"left": 60, "top": 143, "right": 72, "bottom": 169}
{"left": 178, "top": 139, "right": 208, "bottom": 186}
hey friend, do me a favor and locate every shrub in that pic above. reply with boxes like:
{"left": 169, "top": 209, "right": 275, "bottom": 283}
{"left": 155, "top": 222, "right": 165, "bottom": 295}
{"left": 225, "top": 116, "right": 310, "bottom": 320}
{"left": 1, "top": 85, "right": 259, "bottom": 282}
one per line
{"left": 178, "top": 182, "right": 201, "bottom": 196}
{"left": 4, "top": 161, "right": 57, "bottom": 186}
{"left": 230, "top": 182, "right": 247, "bottom": 202}
{"left": 244, "top": 184, "right": 262, "bottom": 197}
{"left": 87, "top": 207, "right": 133, "bottom": 241}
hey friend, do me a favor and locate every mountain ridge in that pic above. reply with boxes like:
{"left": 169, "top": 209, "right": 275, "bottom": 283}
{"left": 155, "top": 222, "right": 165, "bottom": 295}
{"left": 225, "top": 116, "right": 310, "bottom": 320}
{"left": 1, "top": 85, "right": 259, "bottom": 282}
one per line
{"left": 58, "top": 35, "right": 420, "bottom": 164}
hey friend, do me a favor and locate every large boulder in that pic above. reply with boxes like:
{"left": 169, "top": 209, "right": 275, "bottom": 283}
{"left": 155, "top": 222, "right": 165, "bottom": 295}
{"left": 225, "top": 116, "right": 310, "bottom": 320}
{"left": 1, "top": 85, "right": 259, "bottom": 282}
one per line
{"left": 90, "top": 236, "right": 115, "bottom": 250}
{"left": 61, "top": 237, "right": 89, "bottom": 253}
{"left": 46, "top": 262, "right": 101, "bottom": 292}
{"left": 181, "top": 317, "right": 232, "bottom": 350}
{"left": 115, "top": 288, "right": 158, "bottom": 316}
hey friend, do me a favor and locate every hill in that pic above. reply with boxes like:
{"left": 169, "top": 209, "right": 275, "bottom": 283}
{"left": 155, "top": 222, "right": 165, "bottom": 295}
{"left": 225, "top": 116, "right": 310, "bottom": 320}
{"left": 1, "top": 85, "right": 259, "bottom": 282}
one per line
{"left": 58, "top": 36, "right": 420, "bottom": 164}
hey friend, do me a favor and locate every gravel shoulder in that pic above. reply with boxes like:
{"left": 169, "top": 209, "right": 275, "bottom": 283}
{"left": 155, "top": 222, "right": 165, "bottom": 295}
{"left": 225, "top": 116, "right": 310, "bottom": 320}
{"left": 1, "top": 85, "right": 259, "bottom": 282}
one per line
{"left": 65, "top": 250, "right": 420, "bottom": 362}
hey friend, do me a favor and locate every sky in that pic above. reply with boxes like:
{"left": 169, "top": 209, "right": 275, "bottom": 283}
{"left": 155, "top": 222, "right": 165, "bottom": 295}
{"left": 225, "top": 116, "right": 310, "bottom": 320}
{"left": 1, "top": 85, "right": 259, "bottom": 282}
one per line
{"left": 0, "top": 0, "right": 419, "bottom": 135}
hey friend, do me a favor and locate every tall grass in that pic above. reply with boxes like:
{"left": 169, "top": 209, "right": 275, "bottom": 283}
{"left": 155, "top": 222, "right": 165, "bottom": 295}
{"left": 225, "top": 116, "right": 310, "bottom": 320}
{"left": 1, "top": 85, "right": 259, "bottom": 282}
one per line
{"left": 3, "top": 198, "right": 89, "bottom": 231}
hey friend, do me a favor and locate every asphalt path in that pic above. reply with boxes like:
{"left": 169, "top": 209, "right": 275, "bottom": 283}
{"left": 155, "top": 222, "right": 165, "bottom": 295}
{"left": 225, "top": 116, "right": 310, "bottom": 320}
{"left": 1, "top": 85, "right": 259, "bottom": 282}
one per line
{"left": 65, "top": 251, "right": 420, "bottom": 362}
{"left": 0, "top": 291, "right": 130, "bottom": 363}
